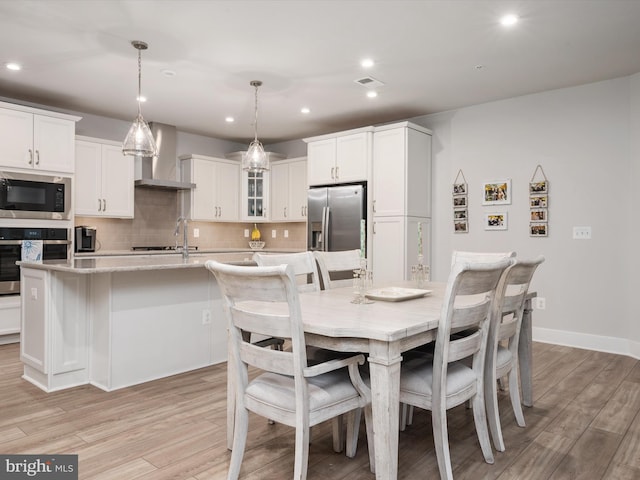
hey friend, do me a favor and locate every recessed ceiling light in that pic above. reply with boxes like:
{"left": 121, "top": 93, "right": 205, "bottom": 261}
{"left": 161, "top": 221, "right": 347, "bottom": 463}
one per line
{"left": 161, "top": 69, "right": 176, "bottom": 77}
{"left": 500, "top": 14, "right": 519, "bottom": 26}
{"left": 300, "top": 107, "right": 310, "bottom": 114}
{"left": 361, "top": 58, "right": 374, "bottom": 69}
{"left": 136, "top": 95, "right": 147, "bottom": 103}
{"left": 6, "top": 62, "right": 21, "bottom": 71}
{"left": 366, "top": 91, "right": 378, "bottom": 99}
{"left": 475, "top": 64, "right": 485, "bottom": 70}
{"left": 225, "top": 116, "right": 234, "bottom": 123}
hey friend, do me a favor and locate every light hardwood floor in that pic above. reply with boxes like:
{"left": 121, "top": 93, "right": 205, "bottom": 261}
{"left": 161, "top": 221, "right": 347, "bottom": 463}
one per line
{"left": 1, "top": 341, "right": 640, "bottom": 479}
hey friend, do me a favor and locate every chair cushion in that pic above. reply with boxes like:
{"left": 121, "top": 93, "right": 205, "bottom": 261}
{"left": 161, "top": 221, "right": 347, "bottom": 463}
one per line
{"left": 246, "top": 369, "right": 360, "bottom": 414}
{"left": 400, "top": 356, "right": 477, "bottom": 400}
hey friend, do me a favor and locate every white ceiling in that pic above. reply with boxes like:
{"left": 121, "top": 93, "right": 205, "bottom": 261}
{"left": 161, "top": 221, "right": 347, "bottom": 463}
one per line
{"left": 1, "top": 0, "right": 640, "bottom": 144}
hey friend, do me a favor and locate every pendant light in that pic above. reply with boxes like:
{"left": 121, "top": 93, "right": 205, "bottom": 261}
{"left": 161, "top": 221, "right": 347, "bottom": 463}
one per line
{"left": 122, "top": 40, "right": 157, "bottom": 157}
{"left": 242, "top": 80, "right": 269, "bottom": 172}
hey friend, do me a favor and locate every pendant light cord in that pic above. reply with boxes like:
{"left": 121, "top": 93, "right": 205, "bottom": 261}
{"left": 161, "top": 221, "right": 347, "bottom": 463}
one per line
{"left": 137, "top": 47, "right": 142, "bottom": 117}
{"left": 253, "top": 83, "right": 259, "bottom": 142}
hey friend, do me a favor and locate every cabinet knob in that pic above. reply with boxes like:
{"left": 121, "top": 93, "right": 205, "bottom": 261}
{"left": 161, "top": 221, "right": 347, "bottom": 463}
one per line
{"left": 103, "top": 198, "right": 106, "bottom": 212}
{"left": 331, "top": 167, "right": 335, "bottom": 180}
{"left": 28, "top": 149, "right": 33, "bottom": 165}
{"left": 35, "top": 150, "right": 40, "bottom": 165}
{"left": 335, "top": 166, "right": 339, "bottom": 180}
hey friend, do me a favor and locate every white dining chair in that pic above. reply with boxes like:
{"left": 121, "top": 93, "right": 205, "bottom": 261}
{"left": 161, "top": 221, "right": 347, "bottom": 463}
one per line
{"left": 253, "top": 251, "right": 321, "bottom": 293}
{"left": 253, "top": 251, "right": 350, "bottom": 453}
{"left": 205, "top": 260, "right": 374, "bottom": 480}
{"left": 401, "top": 250, "right": 517, "bottom": 430}
{"left": 313, "top": 249, "right": 362, "bottom": 289}
{"left": 485, "top": 255, "right": 545, "bottom": 452}
{"left": 399, "top": 259, "right": 511, "bottom": 480}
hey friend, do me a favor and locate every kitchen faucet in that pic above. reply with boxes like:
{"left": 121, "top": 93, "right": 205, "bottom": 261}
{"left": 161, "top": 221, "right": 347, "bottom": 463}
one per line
{"left": 174, "top": 216, "right": 189, "bottom": 259}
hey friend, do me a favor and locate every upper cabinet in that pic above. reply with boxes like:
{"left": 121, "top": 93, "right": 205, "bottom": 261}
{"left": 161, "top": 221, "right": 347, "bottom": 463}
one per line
{"left": 241, "top": 169, "right": 269, "bottom": 222}
{"left": 0, "top": 102, "right": 80, "bottom": 174}
{"left": 304, "top": 128, "right": 373, "bottom": 186}
{"left": 180, "top": 154, "right": 239, "bottom": 222}
{"left": 75, "top": 137, "right": 134, "bottom": 218}
{"left": 372, "top": 122, "right": 432, "bottom": 218}
{"left": 270, "top": 157, "right": 308, "bottom": 222}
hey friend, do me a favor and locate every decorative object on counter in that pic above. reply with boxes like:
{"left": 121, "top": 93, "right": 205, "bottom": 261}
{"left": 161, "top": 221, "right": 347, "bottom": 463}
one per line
{"left": 360, "top": 219, "right": 366, "bottom": 258}
{"left": 453, "top": 169, "right": 468, "bottom": 233}
{"left": 529, "top": 164, "right": 549, "bottom": 237}
{"left": 411, "top": 222, "right": 430, "bottom": 287}
{"left": 351, "top": 257, "right": 373, "bottom": 304}
{"left": 21, "top": 240, "right": 43, "bottom": 263}
{"left": 482, "top": 179, "right": 511, "bottom": 205}
{"left": 242, "top": 80, "right": 269, "bottom": 172}
{"left": 122, "top": 41, "right": 158, "bottom": 157}
{"left": 249, "top": 223, "right": 265, "bottom": 249}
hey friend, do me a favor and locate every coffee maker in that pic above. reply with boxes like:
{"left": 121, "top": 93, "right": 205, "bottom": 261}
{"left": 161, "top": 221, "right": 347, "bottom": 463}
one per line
{"left": 75, "top": 226, "right": 96, "bottom": 252}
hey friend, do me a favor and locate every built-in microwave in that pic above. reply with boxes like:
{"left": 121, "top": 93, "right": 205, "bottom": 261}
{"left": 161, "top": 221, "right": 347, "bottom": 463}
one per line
{"left": 0, "top": 171, "right": 71, "bottom": 220}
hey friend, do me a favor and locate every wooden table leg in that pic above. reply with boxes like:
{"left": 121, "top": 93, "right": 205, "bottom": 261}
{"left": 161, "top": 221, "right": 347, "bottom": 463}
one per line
{"left": 519, "top": 298, "right": 534, "bottom": 407}
{"left": 368, "top": 341, "right": 402, "bottom": 480}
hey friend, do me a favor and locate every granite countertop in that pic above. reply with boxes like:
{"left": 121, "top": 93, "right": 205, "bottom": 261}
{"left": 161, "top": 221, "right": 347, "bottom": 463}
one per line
{"left": 74, "top": 247, "right": 304, "bottom": 257}
{"left": 18, "top": 252, "right": 255, "bottom": 274}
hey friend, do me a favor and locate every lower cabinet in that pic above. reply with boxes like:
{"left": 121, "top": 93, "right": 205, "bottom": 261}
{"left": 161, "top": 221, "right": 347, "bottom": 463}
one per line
{"left": 0, "top": 295, "right": 20, "bottom": 344}
{"left": 372, "top": 216, "right": 430, "bottom": 284}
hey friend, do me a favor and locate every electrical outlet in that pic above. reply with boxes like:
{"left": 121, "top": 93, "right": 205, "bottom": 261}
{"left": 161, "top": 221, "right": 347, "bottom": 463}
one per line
{"left": 573, "top": 226, "right": 592, "bottom": 240}
{"left": 284, "top": 229, "right": 289, "bottom": 238}
{"left": 193, "top": 228, "right": 200, "bottom": 238}
{"left": 244, "top": 229, "right": 250, "bottom": 238}
{"left": 272, "top": 229, "right": 277, "bottom": 238}
{"left": 202, "top": 310, "right": 211, "bottom": 325}
{"left": 534, "top": 297, "right": 546, "bottom": 310}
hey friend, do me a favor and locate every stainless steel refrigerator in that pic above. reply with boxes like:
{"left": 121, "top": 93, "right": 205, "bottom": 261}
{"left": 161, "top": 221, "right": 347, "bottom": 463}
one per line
{"left": 307, "top": 183, "right": 366, "bottom": 252}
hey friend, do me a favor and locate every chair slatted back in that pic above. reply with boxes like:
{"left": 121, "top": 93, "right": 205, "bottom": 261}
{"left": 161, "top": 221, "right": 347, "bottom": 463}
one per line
{"left": 451, "top": 250, "right": 516, "bottom": 268}
{"left": 435, "top": 260, "right": 512, "bottom": 389}
{"left": 253, "top": 251, "right": 321, "bottom": 293}
{"left": 205, "top": 260, "right": 308, "bottom": 378}
{"left": 313, "top": 249, "right": 362, "bottom": 289}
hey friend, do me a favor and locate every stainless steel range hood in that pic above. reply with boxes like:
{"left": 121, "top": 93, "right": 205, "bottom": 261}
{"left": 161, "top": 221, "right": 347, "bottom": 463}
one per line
{"left": 134, "top": 122, "right": 195, "bottom": 190}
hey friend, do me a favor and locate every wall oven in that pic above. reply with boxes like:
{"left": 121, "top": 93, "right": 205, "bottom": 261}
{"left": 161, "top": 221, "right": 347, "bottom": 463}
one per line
{"left": 0, "top": 227, "right": 70, "bottom": 295}
{"left": 0, "top": 171, "right": 71, "bottom": 220}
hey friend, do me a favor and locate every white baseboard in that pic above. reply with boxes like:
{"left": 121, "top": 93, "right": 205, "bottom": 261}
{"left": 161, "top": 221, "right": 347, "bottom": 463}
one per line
{"left": 533, "top": 326, "right": 640, "bottom": 360}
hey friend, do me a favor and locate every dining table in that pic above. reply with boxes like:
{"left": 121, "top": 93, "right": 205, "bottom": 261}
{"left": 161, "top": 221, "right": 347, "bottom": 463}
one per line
{"left": 226, "top": 281, "right": 536, "bottom": 480}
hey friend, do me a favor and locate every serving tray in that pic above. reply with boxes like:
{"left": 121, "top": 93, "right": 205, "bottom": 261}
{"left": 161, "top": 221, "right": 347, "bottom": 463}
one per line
{"left": 365, "top": 287, "right": 432, "bottom": 302}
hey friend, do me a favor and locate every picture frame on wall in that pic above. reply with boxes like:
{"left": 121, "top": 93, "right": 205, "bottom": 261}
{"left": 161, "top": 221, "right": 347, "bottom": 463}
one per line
{"left": 453, "top": 183, "right": 467, "bottom": 195}
{"left": 453, "top": 196, "right": 467, "bottom": 207}
{"left": 453, "top": 209, "right": 467, "bottom": 220}
{"left": 454, "top": 220, "right": 468, "bottom": 233}
{"left": 530, "top": 180, "right": 548, "bottom": 194}
{"left": 530, "top": 209, "right": 547, "bottom": 222}
{"left": 484, "top": 212, "right": 508, "bottom": 231}
{"left": 530, "top": 195, "right": 548, "bottom": 208}
{"left": 482, "top": 180, "right": 511, "bottom": 205}
{"left": 530, "top": 223, "right": 548, "bottom": 236}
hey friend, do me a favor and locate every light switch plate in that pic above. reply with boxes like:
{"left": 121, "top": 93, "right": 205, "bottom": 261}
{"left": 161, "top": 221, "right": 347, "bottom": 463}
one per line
{"left": 284, "top": 229, "right": 289, "bottom": 238}
{"left": 193, "top": 228, "right": 200, "bottom": 238}
{"left": 271, "top": 230, "right": 277, "bottom": 238}
{"left": 244, "top": 229, "right": 250, "bottom": 238}
{"left": 573, "top": 226, "right": 592, "bottom": 240}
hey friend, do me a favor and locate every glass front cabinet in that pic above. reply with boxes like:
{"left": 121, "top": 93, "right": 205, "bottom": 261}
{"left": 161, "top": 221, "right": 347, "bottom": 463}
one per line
{"left": 242, "top": 169, "right": 269, "bottom": 221}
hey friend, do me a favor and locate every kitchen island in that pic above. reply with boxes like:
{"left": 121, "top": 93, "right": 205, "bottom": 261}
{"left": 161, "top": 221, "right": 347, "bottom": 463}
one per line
{"left": 18, "top": 252, "right": 255, "bottom": 392}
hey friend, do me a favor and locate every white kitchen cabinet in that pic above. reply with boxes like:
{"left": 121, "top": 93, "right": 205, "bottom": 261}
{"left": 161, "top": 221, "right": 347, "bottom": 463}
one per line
{"left": 241, "top": 169, "right": 269, "bottom": 222}
{"left": 372, "top": 216, "right": 430, "bottom": 284}
{"left": 371, "top": 122, "right": 432, "bottom": 283}
{"left": 0, "top": 102, "right": 79, "bottom": 173}
{"left": 0, "top": 295, "right": 20, "bottom": 344}
{"left": 75, "top": 137, "right": 134, "bottom": 218}
{"left": 180, "top": 154, "right": 239, "bottom": 222}
{"left": 372, "top": 122, "right": 432, "bottom": 218}
{"left": 270, "top": 157, "right": 308, "bottom": 222}
{"left": 305, "top": 128, "right": 373, "bottom": 186}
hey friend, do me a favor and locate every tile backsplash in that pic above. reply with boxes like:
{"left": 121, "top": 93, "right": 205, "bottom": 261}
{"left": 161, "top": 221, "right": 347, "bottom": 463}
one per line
{"left": 76, "top": 188, "right": 306, "bottom": 252}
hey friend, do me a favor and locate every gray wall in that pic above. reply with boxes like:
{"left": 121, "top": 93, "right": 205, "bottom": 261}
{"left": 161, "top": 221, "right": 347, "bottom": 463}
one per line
{"left": 410, "top": 75, "right": 639, "bottom": 358}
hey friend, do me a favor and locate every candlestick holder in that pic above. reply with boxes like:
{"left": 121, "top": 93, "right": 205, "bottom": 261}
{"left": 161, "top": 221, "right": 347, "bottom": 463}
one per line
{"left": 411, "top": 254, "right": 430, "bottom": 289}
{"left": 352, "top": 257, "right": 374, "bottom": 304}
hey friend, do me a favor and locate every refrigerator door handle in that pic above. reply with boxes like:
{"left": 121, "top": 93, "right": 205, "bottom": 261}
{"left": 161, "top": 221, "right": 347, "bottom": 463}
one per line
{"left": 321, "top": 206, "right": 330, "bottom": 251}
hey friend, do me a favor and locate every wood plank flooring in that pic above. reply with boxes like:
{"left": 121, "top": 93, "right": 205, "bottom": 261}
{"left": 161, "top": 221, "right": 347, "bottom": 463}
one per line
{"left": 1, "top": 341, "right": 640, "bottom": 479}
